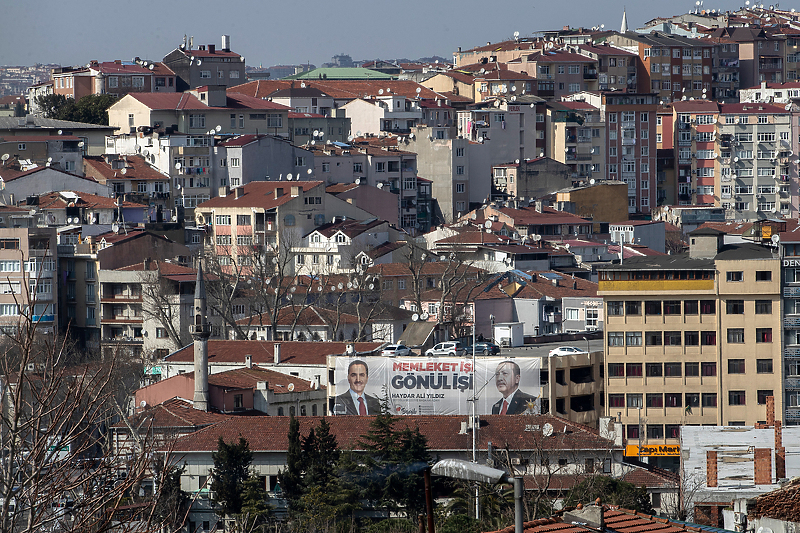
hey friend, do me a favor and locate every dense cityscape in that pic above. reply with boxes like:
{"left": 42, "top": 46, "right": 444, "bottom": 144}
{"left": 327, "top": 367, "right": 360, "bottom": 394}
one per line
{"left": 3, "top": 4, "right": 800, "bottom": 533}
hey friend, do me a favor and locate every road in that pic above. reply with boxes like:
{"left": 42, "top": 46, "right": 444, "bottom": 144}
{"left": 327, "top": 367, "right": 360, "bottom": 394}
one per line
{"left": 494, "top": 338, "right": 604, "bottom": 358}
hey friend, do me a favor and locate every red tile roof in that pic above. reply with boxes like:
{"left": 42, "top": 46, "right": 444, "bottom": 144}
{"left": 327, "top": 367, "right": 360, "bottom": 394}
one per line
{"left": 229, "top": 79, "right": 443, "bottom": 101}
{"left": 514, "top": 271, "right": 598, "bottom": 299}
{"left": 165, "top": 340, "right": 383, "bottom": 366}
{"left": 155, "top": 365, "right": 322, "bottom": 394}
{"left": 126, "top": 92, "right": 289, "bottom": 111}
{"left": 84, "top": 155, "right": 169, "bottom": 182}
{"left": 234, "top": 305, "right": 359, "bottom": 328}
{"left": 197, "top": 181, "right": 323, "bottom": 210}
{"left": 670, "top": 101, "right": 720, "bottom": 113}
{"left": 749, "top": 477, "right": 800, "bottom": 522}
{"left": 522, "top": 50, "right": 595, "bottom": 63}
{"left": 578, "top": 43, "right": 636, "bottom": 56}
{"left": 114, "top": 397, "right": 229, "bottom": 428}
{"left": 37, "top": 190, "right": 145, "bottom": 210}
{"left": 217, "top": 134, "right": 268, "bottom": 147}
{"left": 308, "top": 218, "right": 386, "bottom": 238}
{"left": 169, "top": 413, "right": 617, "bottom": 453}
{"left": 496, "top": 205, "right": 592, "bottom": 226}
{"left": 487, "top": 507, "right": 700, "bottom": 533}
{"left": 719, "top": 102, "right": 789, "bottom": 115}
{"left": 94, "top": 62, "right": 151, "bottom": 75}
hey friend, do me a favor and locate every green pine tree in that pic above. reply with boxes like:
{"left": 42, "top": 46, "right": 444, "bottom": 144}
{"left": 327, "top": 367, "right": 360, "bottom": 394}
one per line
{"left": 277, "top": 415, "right": 304, "bottom": 514}
{"left": 211, "top": 436, "right": 254, "bottom": 517}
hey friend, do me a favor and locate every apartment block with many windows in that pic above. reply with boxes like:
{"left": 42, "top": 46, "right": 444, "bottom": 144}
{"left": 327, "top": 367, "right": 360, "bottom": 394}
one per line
{"left": 598, "top": 228, "right": 782, "bottom": 455}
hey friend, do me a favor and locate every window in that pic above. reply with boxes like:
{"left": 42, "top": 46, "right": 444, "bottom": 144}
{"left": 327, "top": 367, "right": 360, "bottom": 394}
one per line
{"left": 626, "top": 332, "right": 642, "bottom": 346}
{"left": 189, "top": 114, "right": 206, "bottom": 129}
{"left": 758, "top": 390, "right": 774, "bottom": 405}
{"left": 702, "top": 393, "right": 717, "bottom": 407}
{"left": 215, "top": 215, "right": 231, "bottom": 225}
{"left": 565, "top": 308, "right": 579, "bottom": 321}
{"left": 685, "top": 331, "right": 699, "bottom": 345}
{"left": 663, "top": 301, "right": 681, "bottom": 315}
{"left": 0, "top": 304, "right": 18, "bottom": 316}
{"left": 729, "top": 391, "right": 746, "bottom": 406}
{"left": 727, "top": 328, "right": 744, "bottom": 343}
{"left": 627, "top": 424, "right": 640, "bottom": 439}
{"left": 295, "top": 156, "right": 306, "bottom": 167}
{"left": 726, "top": 300, "right": 745, "bottom": 314}
{"left": 627, "top": 394, "right": 643, "bottom": 408}
{"left": 728, "top": 359, "right": 745, "bottom": 373}
{"left": 644, "top": 301, "right": 661, "bottom": 315}
{"left": 665, "top": 331, "right": 682, "bottom": 346}
{"left": 0, "top": 260, "right": 19, "bottom": 272}
{"left": 664, "top": 392, "right": 683, "bottom": 407}
{"left": 755, "top": 271, "right": 772, "bottom": 281}
{"left": 665, "top": 363, "right": 682, "bottom": 377}
{"left": 625, "top": 301, "right": 641, "bottom": 315}
{"left": 456, "top": 166, "right": 465, "bottom": 176}
{"left": 608, "top": 363, "right": 625, "bottom": 377}
{"left": 727, "top": 271, "right": 743, "bottom": 282}
{"left": 608, "top": 332, "right": 624, "bottom": 346}
{"left": 296, "top": 254, "right": 304, "bottom": 265}
{"left": 267, "top": 114, "right": 283, "bottom": 128}
{"left": 626, "top": 363, "right": 643, "bottom": 377}
{"left": 685, "top": 362, "right": 699, "bottom": 376}
{"left": 756, "top": 328, "right": 772, "bottom": 343}
{"left": 645, "top": 331, "right": 662, "bottom": 346}
{"left": 646, "top": 363, "right": 662, "bottom": 377}
{"left": 456, "top": 183, "right": 465, "bottom": 194}
{"left": 609, "top": 394, "right": 625, "bottom": 408}
{"left": 646, "top": 394, "right": 663, "bottom": 408}
{"left": 755, "top": 300, "right": 772, "bottom": 314}
{"left": 353, "top": 163, "right": 363, "bottom": 173}
{"left": 757, "top": 359, "right": 773, "bottom": 373}
{"left": 699, "top": 331, "right": 716, "bottom": 346}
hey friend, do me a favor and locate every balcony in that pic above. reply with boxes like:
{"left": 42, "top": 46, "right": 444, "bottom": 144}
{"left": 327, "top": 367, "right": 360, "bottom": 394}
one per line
{"left": 785, "top": 347, "right": 800, "bottom": 357}
{"left": 57, "top": 243, "right": 97, "bottom": 256}
{"left": 787, "top": 407, "right": 800, "bottom": 421}
{"left": 543, "top": 313, "right": 562, "bottom": 323}
{"left": 583, "top": 69, "right": 598, "bottom": 80}
{"left": 103, "top": 336, "right": 143, "bottom": 344}
{"left": 32, "top": 314, "right": 54, "bottom": 322}
{"left": 622, "top": 138, "right": 637, "bottom": 146}
{"left": 784, "top": 286, "right": 800, "bottom": 297}
{"left": 785, "top": 316, "right": 800, "bottom": 328}
{"left": 786, "top": 377, "right": 800, "bottom": 390}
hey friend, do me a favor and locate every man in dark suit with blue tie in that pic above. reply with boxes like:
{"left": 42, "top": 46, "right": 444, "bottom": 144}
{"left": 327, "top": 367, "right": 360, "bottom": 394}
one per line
{"left": 491, "top": 360, "right": 536, "bottom": 415}
{"left": 334, "top": 360, "right": 381, "bottom": 415}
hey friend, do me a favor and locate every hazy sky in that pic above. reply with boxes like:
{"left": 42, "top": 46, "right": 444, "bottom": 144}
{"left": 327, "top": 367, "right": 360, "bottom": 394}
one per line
{"left": 3, "top": 0, "right": 746, "bottom": 68}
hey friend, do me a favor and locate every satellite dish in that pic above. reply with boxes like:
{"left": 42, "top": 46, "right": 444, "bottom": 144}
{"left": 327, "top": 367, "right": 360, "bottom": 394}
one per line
{"left": 175, "top": 162, "right": 182, "bottom": 170}
{"left": 337, "top": 282, "right": 343, "bottom": 290}
{"left": 78, "top": 141, "right": 84, "bottom": 147}
{"left": 416, "top": 87, "right": 421, "bottom": 94}
{"left": 412, "top": 313, "right": 420, "bottom": 321}
{"left": 143, "top": 149, "right": 149, "bottom": 157}
{"left": 377, "top": 182, "right": 383, "bottom": 189}
{"left": 287, "top": 383, "right": 295, "bottom": 392}
{"left": 300, "top": 82, "right": 306, "bottom": 88}
{"left": 307, "top": 168, "right": 312, "bottom": 175}
{"left": 286, "top": 173, "right": 293, "bottom": 180}
{"left": 47, "top": 157, "right": 53, "bottom": 163}
{"left": 313, "top": 130, "right": 319, "bottom": 137}
{"left": 355, "top": 178, "right": 361, "bottom": 185}
{"left": 29, "top": 209, "right": 36, "bottom": 216}
{"left": 215, "top": 125, "right": 222, "bottom": 132}
{"left": 347, "top": 135, "right": 354, "bottom": 142}
{"left": 772, "top": 234, "right": 781, "bottom": 244}
{"left": 149, "top": 64, "right": 155, "bottom": 70}
{"left": 175, "top": 183, "right": 182, "bottom": 190}
{"left": 356, "top": 131, "right": 362, "bottom": 137}
{"left": 420, "top": 312, "right": 430, "bottom": 320}
{"left": 478, "top": 136, "right": 484, "bottom": 143}
{"left": 310, "top": 140, "right": 315, "bottom": 145}
{"left": 379, "top": 89, "right": 384, "bottom": 95}
{"left": 590, "top": 178, "right": 596, "bottom": 184}
{"left": 57, "top": 130, "right": 63, "bottom": 135}
{"left": 140, "top": 400, "right": 147, "bottom": 408}
{"left": 190, "top": 56, "right": 195, "bottom": 61}
{"left": 0, "top": 154, "right": 8, "bottom": 161}
{"left": 121, "top": 168, "right": 127, "bottom": 174}
{"left": 485, "top": 220, "right": 493, "bottom": 229}
{"left": 196, "top": 60, "right": 202, "bottom": 66}
{"left": 533, "top": 234, "right": 542, "bottom": 241}
{"left": 543, "top": 423, "right": 554, "bottom": 437}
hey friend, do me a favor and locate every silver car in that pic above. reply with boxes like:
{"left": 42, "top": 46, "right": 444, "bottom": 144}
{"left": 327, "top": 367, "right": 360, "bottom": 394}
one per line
{"left": 425, "top": 341, "right": 466, "bottom": 357}
{"left": 382, "top": 344, "right": 412, "bottom": 356}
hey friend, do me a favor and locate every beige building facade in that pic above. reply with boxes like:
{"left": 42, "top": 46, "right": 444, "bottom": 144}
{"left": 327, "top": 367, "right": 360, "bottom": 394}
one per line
{"left": 599, "top": 228, "right": 782, "bottom": 451}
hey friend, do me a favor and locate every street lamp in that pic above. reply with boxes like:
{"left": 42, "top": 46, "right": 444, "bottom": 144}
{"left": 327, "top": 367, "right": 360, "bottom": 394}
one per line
{"left": 432, "top": 459, "right": 524, "bottom": 533}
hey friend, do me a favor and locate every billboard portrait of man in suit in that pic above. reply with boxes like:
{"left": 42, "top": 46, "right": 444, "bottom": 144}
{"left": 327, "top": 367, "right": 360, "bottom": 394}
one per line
{"left": 491, "top": 360, "right": 536, "bottom": 415}
{"left": 334, "top": 359, "right": 381, "bottom": 415}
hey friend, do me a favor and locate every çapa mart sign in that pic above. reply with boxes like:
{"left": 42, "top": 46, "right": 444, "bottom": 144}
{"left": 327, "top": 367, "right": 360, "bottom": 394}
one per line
{"left": 332, "top": 356, "right": 540, "bottom": 416}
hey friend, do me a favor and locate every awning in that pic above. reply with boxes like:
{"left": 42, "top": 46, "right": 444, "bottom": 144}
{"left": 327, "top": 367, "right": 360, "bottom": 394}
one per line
{"left": 398, "top": 321, "right": 436, "bottom": 348}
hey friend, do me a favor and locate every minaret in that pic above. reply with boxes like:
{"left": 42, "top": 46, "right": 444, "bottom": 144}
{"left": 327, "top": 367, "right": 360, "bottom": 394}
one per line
{"left": 620, "top": 7, "right": 629, "bottom": 34}
{"left": 191, "top": 263, "right": 211, "bottom": 411}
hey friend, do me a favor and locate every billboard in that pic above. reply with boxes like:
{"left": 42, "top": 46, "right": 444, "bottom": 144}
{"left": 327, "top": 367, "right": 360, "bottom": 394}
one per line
{"left": 332, "top": 356, "right": 540, "bottom": 416}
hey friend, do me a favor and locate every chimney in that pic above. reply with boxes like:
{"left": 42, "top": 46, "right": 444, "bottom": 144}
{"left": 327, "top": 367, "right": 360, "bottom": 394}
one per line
{"left": 245, "top": 354, "right": 252, "bottom": 368}
{"left": 274, "top": 343, "right": 281, "bottom": 364}
{"left": 754, "top": 448, "right": 772, "bottom": 485}
{"left": 573, "top": 281, "right": 578, "bottom": 290}
{"left": 143, "top": 258, "right": 152, "bottom": 270}
{"left": 766, "top": 395, "right": 775, "bottom": 427}
{"left": 209, "top": 44, "right": 215, "bottom": 54}
{"left": 218, "top": 186, "right": 229, "bottom": 197}
{"left": 535, "top": 199, "right": 543, "bottom": 212}
{"left": 235, "top": 187, "right": 244, "bottom": 199}
{"left": 275, "top": 187, "right": 284, "bottom": 199}
{"left": 291, "top": 186, "right": 301, "bottom": 197}
{"left": 706, "top": 451, "right": 718, "bottom": 487}
{"left": 314, "top": 374, "right": 321, "bottom": 388}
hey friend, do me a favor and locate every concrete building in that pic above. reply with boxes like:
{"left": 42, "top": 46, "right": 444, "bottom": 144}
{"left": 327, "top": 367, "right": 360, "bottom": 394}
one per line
{"left": 50, "top": 60, "right": 176, "bottom": 100}
{"left": 601, "top": 92, "right": 659, "bottom": 215}
{"left": 578, "top": 43, "right": 638, "bottom": 92}
{"left": 546, "top": 100, "right": 606, "bottom": 182}
{"left": 609, "top": 220, "right": 668, "bottom": 254}
{"left": 491, "top": 157, "right": 572, "bottom": 201}
{"left": 0, "top": 135, "right": 84, "bottom": 175}
{"left": 555, "top": 181, "right": 630, "bottom": 227}
{"left": 599, "top": 228, "right": 782, "bottom": 453}
{"left": 0, "top": 116, "right": 115, "bottom": 157}
{"left": 162, "top": 35, "right": 246, "bottom": 92}
{"left": 778, "top": 222, "right": 800, "bottom": 425}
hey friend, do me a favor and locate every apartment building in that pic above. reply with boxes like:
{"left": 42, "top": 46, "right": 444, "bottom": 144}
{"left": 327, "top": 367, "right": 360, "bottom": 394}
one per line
{"left": 162, "top": 35, "right": 245, "bottom": 91}
{"left": 778, "top": 223, "right": 800, "bottom": 425}
{"left": 546, "top": 101, "right": 605, "bottom": 181}
{"left": 578, "top": 43, "right": 637, "bottom": 92}
{"left": 718, "top": 102, "right": 792, "bottom": 218}
{"left": 605, "top": 33, "right": 713, "bottom": 103}
{"left": 599, "top": 228, "right": 782, "bottom": 454}
{"left": 51, "top": 60, "right": 175, "bottom": 100}
{"left": 712, "top": 39, "right": 741, "bottom": 101}
{"left": 602, "top": 93, "right": 658, "bottom": 215}
{"left": 0, "top": 227, "right": 58, "bottom": 336}
{"left": 505, "top": 49, "right": 598, "bottom": 101}
{"left": 706, "top": 27, "right": 785, "bottom": 88}
{"left": 670, "top": 101, "right": 720, "bottom": 208}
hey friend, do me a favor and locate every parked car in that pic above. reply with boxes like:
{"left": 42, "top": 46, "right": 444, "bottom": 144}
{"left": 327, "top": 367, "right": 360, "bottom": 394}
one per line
{"left": 425, "top": 341, "right": 466, "bottom": 357}
{"left": 464, "top": 342, "right": 501, "bottom": 355}
{"left": 381, "top": 344, "right": 412, "bottom": 357}
{"left": 548, "top": 346, "right": 587, "bottom": 357}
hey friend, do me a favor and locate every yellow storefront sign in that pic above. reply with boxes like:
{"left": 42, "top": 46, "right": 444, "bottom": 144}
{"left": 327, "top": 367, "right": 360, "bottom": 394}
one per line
{"left": 762, "top": 225, "right": 773, "bottom": 240}
{"left": 625, "top": 444, "right": 680, "bottom": 457}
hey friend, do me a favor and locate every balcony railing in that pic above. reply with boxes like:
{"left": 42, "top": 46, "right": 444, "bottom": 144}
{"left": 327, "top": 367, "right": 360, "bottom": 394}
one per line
{"left": 786, "top": 316, "right": 800, "bottom": 328}
{"left": 784, "top": 286, "right": 800, "bottom": 297}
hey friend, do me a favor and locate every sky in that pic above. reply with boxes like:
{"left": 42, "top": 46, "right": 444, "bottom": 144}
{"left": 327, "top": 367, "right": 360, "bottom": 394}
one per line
{"left": 3, "top": 0, "right": 751, "bottom": 68}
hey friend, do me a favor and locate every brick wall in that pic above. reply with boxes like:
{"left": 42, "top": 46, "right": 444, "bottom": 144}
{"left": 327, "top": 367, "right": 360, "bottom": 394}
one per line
{"left": 754, "top": 448, "right": 772, "bottom": 485}
{"left": 766, "top": 395, "right": 775, "bottom": 427}
{"left": 706, "top": 450, "right": 718, "bottom": 487}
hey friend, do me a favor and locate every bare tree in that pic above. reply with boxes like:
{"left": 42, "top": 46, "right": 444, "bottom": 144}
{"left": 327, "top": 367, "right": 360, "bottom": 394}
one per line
{"left": 139, "top": 263, "right": 191, "bottom": 352}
